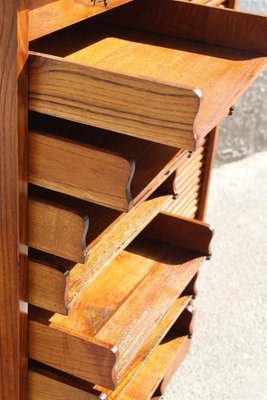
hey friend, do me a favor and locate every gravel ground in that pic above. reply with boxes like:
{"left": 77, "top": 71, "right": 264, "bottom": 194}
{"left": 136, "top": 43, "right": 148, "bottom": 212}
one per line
{"left": 164, "top": 152, "right": 267, "bottom": 400}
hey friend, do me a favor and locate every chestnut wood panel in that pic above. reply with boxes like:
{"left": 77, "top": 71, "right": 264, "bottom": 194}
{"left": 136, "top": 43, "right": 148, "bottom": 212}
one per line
{"left": 29, "top": 197, "right": 89, "bottom": 263}
{"left": 29, "top": 9, "right": 267, "bottom": 149}
{"left": 29, "top": 0, "right": 132, "bottom": 41}
{"left": 0, "top": 2, "right": 28, "bottom": 399}
{"left": 28, "top": 252, "right": 71, "bottom": 314}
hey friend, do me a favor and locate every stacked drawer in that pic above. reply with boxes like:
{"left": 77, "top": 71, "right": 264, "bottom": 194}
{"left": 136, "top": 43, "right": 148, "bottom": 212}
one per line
{"left": 27, "top": 0, "right": 267, "bottom": 399}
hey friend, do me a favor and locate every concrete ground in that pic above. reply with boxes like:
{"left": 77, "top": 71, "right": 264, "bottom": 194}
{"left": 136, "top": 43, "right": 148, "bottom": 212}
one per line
{"left": 164, "top": 152, "right": 267, "bottom": 400}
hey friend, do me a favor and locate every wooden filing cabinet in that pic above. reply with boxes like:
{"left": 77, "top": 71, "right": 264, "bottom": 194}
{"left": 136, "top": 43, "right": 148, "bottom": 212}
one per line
{"left": 0, "top": 0, "right": 266, "bottom": 399}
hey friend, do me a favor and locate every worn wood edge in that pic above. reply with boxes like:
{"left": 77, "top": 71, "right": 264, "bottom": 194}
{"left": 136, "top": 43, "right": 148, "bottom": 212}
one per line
{"left": 29, "top": 51, "right": 202, "bottom": 150}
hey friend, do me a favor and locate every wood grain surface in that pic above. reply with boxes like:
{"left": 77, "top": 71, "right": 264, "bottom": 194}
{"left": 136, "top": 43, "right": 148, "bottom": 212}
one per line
{"left": 29, "top": 52, "right": 200, "bottom": 149}
{"left": 28, "top": 252, "right": 70, "bottom": 314}
{"left": 29, "top": 196, "right": 89, "bottom": 263}
{"left": 0, "top": 2, "right": 29, "bottom": 399}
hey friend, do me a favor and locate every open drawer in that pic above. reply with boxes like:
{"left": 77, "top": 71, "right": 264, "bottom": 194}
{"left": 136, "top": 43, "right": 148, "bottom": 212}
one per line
{"left": 29, "top": 301, "right": 194, "bottom": 399}
{"left": 29, "top": 212, "right": 213, "bottom": 390}
{"left": 29, "top": 0, "right": 267, "bottom": 150}
{"left": 28, "top": 190, "right": 173, "bottom": 315}
{"left": 29, "top": 113, "right": 186, "bottom": 211}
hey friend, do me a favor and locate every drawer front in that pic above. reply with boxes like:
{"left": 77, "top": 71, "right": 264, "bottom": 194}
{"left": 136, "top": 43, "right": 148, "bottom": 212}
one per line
{"left": 29, "top": 196, "right": 89, "bottom": 263}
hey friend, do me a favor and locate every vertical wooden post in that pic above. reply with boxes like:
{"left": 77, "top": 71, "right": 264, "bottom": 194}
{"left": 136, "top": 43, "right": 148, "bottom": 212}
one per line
{"left": 197, "top": 127, "right": 219, "bottom": 221}
{"left": 0, "top": 1, "right": 28, "bottom": 399}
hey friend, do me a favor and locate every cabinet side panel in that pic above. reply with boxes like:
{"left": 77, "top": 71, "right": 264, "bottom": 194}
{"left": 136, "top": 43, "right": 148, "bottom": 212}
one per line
{"left": 0, "top": 1, "right": 28, "bottom": 399}
{"left": 18, "top": 1, "right": 29, "bottom": 399}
